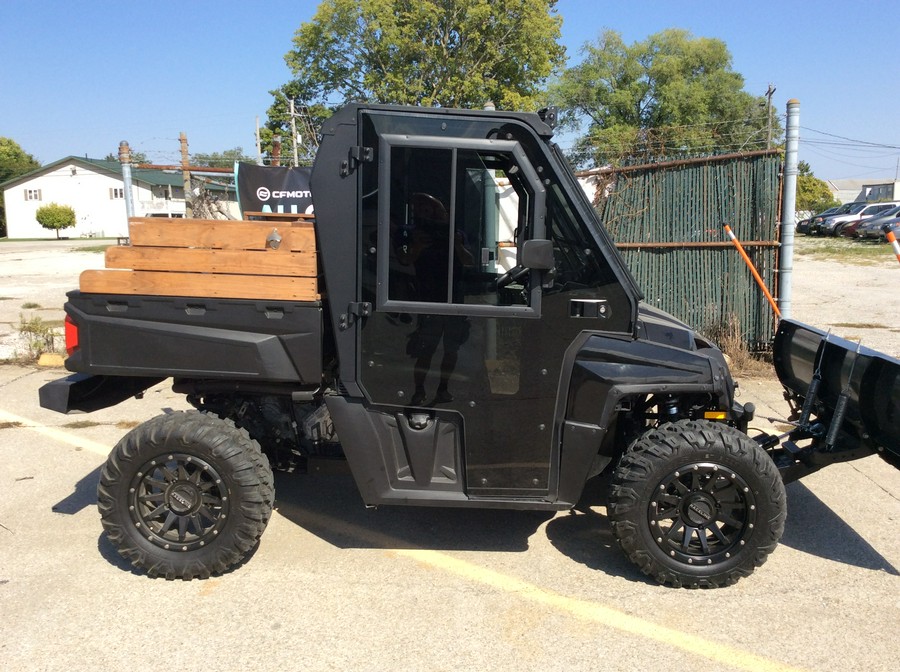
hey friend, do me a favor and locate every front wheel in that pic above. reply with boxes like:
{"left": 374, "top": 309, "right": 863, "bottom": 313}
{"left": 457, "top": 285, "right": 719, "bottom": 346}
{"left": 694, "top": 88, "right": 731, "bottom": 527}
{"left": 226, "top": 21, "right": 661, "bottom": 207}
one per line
{"left": 98, "top": 411, "right": 274, "bottom": 579}
{"left": 608, "top": 420, "right": 786, "bottom": 588}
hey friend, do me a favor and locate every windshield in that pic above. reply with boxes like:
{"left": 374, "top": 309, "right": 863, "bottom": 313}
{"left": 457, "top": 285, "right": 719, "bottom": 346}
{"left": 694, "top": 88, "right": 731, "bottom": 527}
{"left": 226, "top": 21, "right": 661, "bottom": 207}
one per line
{"left": 847, "top": 203, "right": 867, "bottom": 214}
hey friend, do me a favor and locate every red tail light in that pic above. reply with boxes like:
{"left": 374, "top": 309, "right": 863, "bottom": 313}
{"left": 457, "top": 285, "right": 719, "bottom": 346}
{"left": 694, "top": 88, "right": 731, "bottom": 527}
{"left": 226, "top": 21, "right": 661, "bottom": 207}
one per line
{"left": 65, "top": 314, "right": 80, "bottom": 356}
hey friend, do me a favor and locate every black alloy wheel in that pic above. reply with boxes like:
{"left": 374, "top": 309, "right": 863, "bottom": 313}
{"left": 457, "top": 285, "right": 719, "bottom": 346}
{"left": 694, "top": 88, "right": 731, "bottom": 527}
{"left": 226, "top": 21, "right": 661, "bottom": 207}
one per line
{"left": 608, "top": 419, "right": 786, "bottom": 588}
{"left": 98, "top": 411, "right": 274, "bottom": 579}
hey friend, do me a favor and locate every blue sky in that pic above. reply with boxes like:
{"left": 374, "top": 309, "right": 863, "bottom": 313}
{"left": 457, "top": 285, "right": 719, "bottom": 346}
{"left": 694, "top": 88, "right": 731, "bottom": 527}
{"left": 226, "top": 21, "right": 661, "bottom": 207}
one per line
{"left": 2, "top": 0, "right": 899, "bottom": 181}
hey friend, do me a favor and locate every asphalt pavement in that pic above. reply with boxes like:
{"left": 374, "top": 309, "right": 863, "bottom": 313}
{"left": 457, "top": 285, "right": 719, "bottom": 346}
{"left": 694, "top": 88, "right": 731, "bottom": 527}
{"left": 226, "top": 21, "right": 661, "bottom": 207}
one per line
{"left": 0, "top": 239, "right": 898, "bottom": 671}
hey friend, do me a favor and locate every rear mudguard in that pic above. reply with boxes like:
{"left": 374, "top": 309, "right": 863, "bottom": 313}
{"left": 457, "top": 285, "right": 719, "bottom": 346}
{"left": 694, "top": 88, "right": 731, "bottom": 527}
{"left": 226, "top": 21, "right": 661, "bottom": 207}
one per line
{"left": 772, "top": 319, "right": 900, "bottom": 478}
{"left": 39, "top": 373, "right": 164, "bottom": 414}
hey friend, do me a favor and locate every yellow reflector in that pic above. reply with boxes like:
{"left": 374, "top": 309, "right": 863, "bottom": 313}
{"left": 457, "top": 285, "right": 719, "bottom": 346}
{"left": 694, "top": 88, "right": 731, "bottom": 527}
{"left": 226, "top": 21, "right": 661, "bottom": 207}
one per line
{"left": 704, "top": 411, "right": 727, "bottom": 420}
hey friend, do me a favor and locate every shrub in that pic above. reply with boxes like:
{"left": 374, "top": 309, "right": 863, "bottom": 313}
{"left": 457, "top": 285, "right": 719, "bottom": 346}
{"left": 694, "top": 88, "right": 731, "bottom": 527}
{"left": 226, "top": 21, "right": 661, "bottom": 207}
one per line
{"left": 35, "top": 202, "right": 76, "bottom": 238}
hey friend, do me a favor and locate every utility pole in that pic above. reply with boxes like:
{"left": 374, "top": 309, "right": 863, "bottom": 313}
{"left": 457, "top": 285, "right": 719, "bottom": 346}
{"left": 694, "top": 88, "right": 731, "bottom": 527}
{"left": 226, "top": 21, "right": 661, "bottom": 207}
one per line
{"left": 255, "top": 116, "right": 263, "bottom": 166}
{"left": 272, "top": 135, "right": 282, "bottom": 167}
{"left": 180, "top": 132, "right": 192, "bottom": 218}
{"left": 765, "top": 83, "right": 777, "bottom": 149}
{"left": 779, "top": 99, "right": 800, "bottom": 319}
{"left": 118, "top": 141, "right": 135, "bottom": 221}
{"left": 289, "top": 100, "right": 299, "bottom": 168}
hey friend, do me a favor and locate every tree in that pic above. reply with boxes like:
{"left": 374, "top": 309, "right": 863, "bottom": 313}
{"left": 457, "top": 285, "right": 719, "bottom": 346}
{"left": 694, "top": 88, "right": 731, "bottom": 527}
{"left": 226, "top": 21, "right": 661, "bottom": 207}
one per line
{"left": 796, "top": 160, "right": 838, "bottom": 214}
{"left": 35, "top": 203, "right": 76, "bottom": 239}
{"left": 192, "top": 147, "right": 255, "bottom": 168}
{"left": 1, "top": 137, "right": 41, "bottom": 237}
{"left": 104, "top": 150, "right": 149, "bottom": 164}
{"left": 552, "top": 29, "right": 779, "bottom": 167}
{"left": 261, "top": 83, "right": 332, "bottom": 166}
{"left": 282, "top": 0, "right": 565, "bottom": 110}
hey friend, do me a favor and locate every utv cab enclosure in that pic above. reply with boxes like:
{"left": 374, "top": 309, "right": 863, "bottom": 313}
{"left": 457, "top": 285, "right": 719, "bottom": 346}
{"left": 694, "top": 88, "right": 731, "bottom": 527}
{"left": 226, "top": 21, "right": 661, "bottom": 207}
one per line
{"left": 40, "top": 104, "right": 900, "bottom": 588}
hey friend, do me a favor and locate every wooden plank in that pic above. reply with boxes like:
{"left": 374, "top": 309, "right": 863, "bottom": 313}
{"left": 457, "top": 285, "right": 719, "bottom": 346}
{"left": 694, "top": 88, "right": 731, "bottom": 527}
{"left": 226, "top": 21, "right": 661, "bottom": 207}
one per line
{"left": 80, "top": 270, "right": 318, "bottom": 301}
{"left": 243, "top": 211, "right": 315, "bottom": 222}
{"left": 127, "top": 217, "right": 315, "bottom": 251}
{"left": 105, "top": 246, "right": 317, "bottom": 277}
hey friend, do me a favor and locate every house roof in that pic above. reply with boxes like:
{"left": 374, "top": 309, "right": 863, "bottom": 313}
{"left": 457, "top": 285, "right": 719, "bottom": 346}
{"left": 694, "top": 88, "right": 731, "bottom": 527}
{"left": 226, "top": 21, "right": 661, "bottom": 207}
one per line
{"left": 0, "top": 156, "right": 234, "bottom": 192}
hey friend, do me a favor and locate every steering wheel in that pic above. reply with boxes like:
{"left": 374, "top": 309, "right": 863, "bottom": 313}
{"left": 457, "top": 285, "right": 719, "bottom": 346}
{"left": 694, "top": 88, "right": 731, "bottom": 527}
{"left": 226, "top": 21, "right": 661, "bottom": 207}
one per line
{"left": 495, "top": 264, "right": 529, "bottom": 289}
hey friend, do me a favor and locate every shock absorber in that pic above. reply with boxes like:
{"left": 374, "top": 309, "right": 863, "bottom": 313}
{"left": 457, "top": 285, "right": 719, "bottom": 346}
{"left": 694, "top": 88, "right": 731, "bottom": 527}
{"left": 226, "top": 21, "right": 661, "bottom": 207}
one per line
{"left": 661, "top": 395, "right": 680, "bottom": 422}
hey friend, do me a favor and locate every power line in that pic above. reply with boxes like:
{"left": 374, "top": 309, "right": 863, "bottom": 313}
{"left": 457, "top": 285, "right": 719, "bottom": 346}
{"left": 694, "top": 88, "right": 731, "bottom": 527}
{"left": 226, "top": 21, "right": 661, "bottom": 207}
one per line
{"left": 800, "top": 125, "right": 900, "bottom": 150}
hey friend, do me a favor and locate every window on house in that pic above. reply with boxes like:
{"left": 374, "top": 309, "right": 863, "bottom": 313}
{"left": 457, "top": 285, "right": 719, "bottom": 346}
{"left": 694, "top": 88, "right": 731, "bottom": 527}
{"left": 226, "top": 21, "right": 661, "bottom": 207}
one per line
{"left": 110, "top": 188, "right": 125, "bottom": 199}
{"left": 24, "top": 189, "right": 42, "bottom": 201}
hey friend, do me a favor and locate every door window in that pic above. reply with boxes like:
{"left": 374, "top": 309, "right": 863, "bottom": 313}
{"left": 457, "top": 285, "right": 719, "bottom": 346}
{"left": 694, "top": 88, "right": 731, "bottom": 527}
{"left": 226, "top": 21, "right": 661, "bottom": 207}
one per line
{"left": 377, "top": 136, "right": 544, "bottom": 317}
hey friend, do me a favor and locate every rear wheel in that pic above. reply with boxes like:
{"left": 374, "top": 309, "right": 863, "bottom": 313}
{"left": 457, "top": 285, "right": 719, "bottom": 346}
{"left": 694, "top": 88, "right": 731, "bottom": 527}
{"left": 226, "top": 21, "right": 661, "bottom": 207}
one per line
{"left": 608, "top": 419, "right": 786, "bottom": 588}
{"left": 98, "top": 411, "right": 274, "bottom": 579}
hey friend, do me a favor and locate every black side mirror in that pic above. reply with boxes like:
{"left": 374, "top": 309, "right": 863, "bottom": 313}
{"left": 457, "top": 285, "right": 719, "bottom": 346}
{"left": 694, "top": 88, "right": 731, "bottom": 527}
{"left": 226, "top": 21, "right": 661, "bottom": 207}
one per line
{"left": 520, "top": 239, "right": 554, "bottom": 271}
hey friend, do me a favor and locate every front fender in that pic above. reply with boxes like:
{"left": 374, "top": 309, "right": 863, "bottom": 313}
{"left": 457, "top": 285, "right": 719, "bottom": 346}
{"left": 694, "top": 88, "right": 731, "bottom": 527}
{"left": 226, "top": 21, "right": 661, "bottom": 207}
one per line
{"left": 556, "top": 332, "right": 732, "bottom": 504}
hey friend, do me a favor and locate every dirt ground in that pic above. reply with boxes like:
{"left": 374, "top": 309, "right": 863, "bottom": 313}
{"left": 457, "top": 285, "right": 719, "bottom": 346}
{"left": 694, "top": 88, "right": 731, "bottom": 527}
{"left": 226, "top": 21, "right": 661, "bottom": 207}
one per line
{"left": 0, "top": 237, "right": 898, "bottom": 361}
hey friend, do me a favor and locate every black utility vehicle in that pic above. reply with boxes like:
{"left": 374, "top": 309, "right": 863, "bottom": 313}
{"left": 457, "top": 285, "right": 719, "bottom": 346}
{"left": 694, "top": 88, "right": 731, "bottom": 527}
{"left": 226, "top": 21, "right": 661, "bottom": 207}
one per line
{"left": 40, "top": 104, "right": 900, "bottom": 587}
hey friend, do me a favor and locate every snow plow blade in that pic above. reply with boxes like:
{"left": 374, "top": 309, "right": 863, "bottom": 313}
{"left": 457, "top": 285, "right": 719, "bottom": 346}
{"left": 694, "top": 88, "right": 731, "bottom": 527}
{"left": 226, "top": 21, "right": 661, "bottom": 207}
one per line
{"left": 770, "top": 318, "right": 900, "bottom": 480}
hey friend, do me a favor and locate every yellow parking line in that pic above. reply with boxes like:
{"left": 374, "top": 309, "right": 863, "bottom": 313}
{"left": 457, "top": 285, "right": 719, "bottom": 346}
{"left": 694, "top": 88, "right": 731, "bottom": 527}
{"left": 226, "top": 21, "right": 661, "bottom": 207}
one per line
{"left": 0, "top": 408, "right": 111, "bottom": 456}
{"left": 299, "top": 510, "right": 808, "bottom": 672}
{"left": 4, "top": 409, "right": 805, "bottom": 672}
{"left": 398, "top": 548, "right": 804, "bottom": 672}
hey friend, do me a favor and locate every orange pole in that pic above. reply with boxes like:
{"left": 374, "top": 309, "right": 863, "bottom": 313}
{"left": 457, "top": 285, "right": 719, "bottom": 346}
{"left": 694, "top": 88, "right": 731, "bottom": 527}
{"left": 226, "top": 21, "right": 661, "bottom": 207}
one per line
{"left": 885, "top": 228, "right": 900, "bottom": 266}
{"left": 723, "top": 223, "right": 782, "bottom": 318}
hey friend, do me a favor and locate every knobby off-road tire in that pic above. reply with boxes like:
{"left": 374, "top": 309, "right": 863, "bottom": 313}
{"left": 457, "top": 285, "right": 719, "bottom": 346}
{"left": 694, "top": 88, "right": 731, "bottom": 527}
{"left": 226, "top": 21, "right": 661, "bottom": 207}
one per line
{"left": 98, "top": 411, "right": 274, "bottom": 579}
{"left": 608, "top": 419, "right": 786, "bottom": 588}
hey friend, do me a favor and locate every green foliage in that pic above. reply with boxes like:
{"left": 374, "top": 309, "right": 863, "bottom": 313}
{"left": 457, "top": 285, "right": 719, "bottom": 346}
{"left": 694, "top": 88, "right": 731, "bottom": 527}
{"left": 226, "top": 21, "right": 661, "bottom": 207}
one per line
{"left": 797, "top": 174, "right": 838, "bottom": 214}
{"left": 0, "top": 137, "right": 40, "bottom": 183}
{"left": 552, "top": 29, "right": 779, "bottom": 167}
{"left": 103, "top": 150, "right": 149, "bottom": 164}
{"left": 1, "top": 137, "right": 41, "bottom": 237}
{"left": 16, "top": 314, "right": 62, "bottom": 361}
{"left": 796, "top": 161, "right": 838, "bottom": 213}
{"left": 35, "top": 203, "right": 76, "bottom": 238}
{"left": 262, "top": 85, "right": 332, "bottom": 165}
{"left": 282, "top": 0, "right": 565, "bottom": 110}
{"left": 192, "top": 147, "right": 255, "bottom": 168}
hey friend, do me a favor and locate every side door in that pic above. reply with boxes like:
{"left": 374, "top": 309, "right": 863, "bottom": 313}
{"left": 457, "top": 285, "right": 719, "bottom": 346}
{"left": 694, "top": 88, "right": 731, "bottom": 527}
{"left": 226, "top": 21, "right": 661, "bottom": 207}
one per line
{"left": 356, "top": 110, "right": 634, "bottom": 498}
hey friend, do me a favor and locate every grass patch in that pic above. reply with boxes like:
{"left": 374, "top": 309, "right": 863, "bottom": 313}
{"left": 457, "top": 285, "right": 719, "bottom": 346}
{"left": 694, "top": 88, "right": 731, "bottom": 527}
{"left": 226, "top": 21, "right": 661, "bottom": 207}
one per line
{"left": 14, "top": 314, "right": 64, "bottom": 362}
{"left": 62, "top": 420, "right": 103, "bottom": 429}
{"left": 116, "top": 420, "right": 141, "bottom": 430}
{"left": 794, "top": 236, "right": 894, "bottom": 264}
{"left": 0, "top": 297, "right": 15, "bottom": 301}
{"left": 704, "top": 312, "right": 772, "bottom": 377}
{"left": 21, "top": 302, "right": 41, "bottom": 309}
{"left": 831, "top": 322, "right": 887, "bottom": 329}
{"left": 80, "top": 244, "right": 112, "bottom": 254}
{"left": 0, "top": 421, "right": 24, "bottom": 430}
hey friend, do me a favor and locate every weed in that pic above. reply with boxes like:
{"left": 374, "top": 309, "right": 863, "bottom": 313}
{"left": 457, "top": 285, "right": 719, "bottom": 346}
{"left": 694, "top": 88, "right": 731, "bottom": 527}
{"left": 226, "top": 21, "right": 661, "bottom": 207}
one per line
{"left": 831, "top": 322, "right": 887, "bottom": 329}
{"left": 15, "top": 314, "right": 63, "bottom": 362}
{"left": 21, "top": 302, "right": 41, "bottom": 309}
{"left": 704, "top": 312, "right": 771, "bottom": 377}
{"left": 62, "top": 420, "right": 103, "bottom": 429}
{"left": 794, "top": 236, "right": 895, "bottom": 264}
{"left": 80, "top": 245, "right": 112, "bottom": 254}
{"left": 0, "top": 421, "right": 24, "bottom": 430}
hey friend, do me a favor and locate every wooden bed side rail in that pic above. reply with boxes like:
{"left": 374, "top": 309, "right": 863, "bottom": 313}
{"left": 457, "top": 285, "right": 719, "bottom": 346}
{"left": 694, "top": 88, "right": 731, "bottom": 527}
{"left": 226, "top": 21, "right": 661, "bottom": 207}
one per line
{"left": 80, "top": 217, "right": 320, "bottom": 301}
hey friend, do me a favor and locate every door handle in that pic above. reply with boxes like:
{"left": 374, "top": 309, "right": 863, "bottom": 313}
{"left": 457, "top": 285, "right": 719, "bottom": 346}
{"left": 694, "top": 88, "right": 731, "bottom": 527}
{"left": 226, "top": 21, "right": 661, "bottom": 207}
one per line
{"left": 569, "top": 299, "right": 609, "bottom": 319}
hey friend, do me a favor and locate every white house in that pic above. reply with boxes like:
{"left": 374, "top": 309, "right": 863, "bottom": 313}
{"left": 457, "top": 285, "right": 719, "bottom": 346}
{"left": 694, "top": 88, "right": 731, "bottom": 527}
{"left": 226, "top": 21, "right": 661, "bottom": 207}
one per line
{"left": 1, "top": 157, "right": 238, "bottom": 239}
{"left": 826, "top": 178, "right": 900, "bottom": 204}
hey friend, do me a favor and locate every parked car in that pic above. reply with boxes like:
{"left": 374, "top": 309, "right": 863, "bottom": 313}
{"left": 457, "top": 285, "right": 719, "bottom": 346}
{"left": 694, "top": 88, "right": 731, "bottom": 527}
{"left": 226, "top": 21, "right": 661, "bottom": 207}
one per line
{"left": 855, "top": 206, "right": 900, "bottom": 240}
{"left": 839, "top": 219, "right": 864, "bottom": 237}
{"left": 808, "top": 202, "right": 863, "bottom": 235}
{"left": 798, "top": 206, "right": 839, "bottom": 234}
{"left": 812, "top": 201, "right": 900, "bottom": 236}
